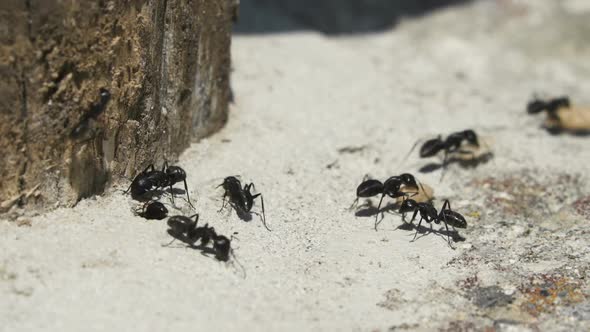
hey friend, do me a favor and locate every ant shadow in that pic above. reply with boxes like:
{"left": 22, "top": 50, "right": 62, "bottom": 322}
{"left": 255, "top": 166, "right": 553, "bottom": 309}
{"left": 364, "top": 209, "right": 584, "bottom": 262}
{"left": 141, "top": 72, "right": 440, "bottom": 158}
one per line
{"left": 418, "top": 152, "right": 494, "bottom": 174}
{"left": 220, "top": 202, "right": 255, "bottom": 222}
{"left": 354, "top": 201, "right": 399, "bottom": 218}
{"left": 164, "top": 230, "right": 228, "bottom": 261}
{"left": 166, "top": 187, "right": 187, "bottom": 196}
{"left": 396, "top": 220, "right": 466, "bottom": 243}
{"left": 132, "top": 189, "right": 167, "bottom": 202}
{"left": 545, "top": 126, "right": 590, "bottom": 136}
{"left": 235, "top": 0, "right": 473, "bottom": 35}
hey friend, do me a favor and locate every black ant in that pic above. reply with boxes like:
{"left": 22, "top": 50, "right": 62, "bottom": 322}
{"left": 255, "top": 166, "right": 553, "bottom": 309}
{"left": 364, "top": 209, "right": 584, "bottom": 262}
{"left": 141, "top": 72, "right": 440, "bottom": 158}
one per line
{"left": 71, "top": 88, "right": 111, "bottom": 139}
{"left": 350, "top": 174, "right": 424, "bottom": 230}
{"left": 403, "top": 129, "right": 481, "bottom": 180}
{"left": 218, "top": 176, "right": 269, "bottom": 231}
{"left": 125, "top": 162, "right": 193, "bottom": 208}
{"left": 134, "top": 201, "right": 168, "bottom": 220}
{"left": 398, "top": 199, "right": 466, "bottom": 248}
{"left": 527, "top": 96, "right": 570, "bottom": 120}
{"left": 166, "top": 214, "right": 232, "bottom": 261}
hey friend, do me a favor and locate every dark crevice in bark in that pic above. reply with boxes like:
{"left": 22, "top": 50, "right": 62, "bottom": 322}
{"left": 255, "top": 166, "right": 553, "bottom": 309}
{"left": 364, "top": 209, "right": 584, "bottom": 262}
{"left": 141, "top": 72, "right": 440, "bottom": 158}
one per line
{"left": 18, "top": 71, "right": 30, "bottom": 205}
{"left": 153, "top": 0, "right": 168, "bottom": 127}
{"left": 25, "top": 0, "right": 33, "bottom": 41}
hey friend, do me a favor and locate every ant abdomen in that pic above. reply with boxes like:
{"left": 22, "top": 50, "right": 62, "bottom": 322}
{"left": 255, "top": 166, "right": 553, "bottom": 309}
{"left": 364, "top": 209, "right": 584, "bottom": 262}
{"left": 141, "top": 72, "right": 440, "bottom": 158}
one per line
{"left": 356, "top": 179, "right": 384, "bottom": 197}
{"left": 419, "top": 138, "right": 444, "bottom": 158}
{"left": 440, "top": 209, "right": 467, "bottom": 228}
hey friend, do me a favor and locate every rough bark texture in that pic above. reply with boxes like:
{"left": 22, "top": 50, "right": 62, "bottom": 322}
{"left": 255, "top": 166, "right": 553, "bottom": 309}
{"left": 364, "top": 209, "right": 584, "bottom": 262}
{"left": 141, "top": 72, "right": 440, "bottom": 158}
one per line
{"left": 0, "top": 0, "right": 235, "bottom": 212}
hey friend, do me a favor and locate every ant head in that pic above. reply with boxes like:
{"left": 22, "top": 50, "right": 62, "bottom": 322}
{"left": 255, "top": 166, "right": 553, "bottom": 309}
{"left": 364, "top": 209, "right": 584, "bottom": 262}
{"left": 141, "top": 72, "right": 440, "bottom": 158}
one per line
{"left": 399, "top": 173, "right": 418, "bottom": 188}
{"left": 527, "top": 99, "right": 547, "bottom": 114}
{"left": 383, "top": 177, "right": 402, "bottom": 194}
{"left": 220, "top": 176, "right": 241, "bottom": 188}
{"left": 399, "top": 199, "right": 417, "bottom": 213}
{"left": 165, "top": 166, "right": 186, "bottom": 182}
{"left": 463, "top": 130, "right": 479, "bottom": 147}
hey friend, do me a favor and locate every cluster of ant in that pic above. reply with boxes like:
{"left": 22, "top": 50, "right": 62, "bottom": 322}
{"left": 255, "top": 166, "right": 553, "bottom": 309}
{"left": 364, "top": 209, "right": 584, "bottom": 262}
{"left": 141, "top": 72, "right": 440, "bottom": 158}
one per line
{"left": 351, "top": 94, "right": 587, "bottom": 247}
{"left": 351, "top": 129, "right": 482, "bottom": 249}
{"left": 126, "top": 164, "right": 267, "bottom": 262}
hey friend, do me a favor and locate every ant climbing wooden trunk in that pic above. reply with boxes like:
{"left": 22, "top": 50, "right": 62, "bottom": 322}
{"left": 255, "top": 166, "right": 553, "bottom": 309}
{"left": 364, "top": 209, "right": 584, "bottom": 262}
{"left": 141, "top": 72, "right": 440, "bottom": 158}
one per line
{"left": 0, "top": 0, "right": 237, "bottom": 214}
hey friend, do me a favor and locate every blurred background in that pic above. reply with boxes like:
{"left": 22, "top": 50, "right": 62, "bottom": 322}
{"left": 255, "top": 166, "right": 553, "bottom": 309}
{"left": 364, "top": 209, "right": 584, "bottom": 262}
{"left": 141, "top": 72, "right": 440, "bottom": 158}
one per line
{"left": 235, "top": 0, "right": 472, "bottom": 34}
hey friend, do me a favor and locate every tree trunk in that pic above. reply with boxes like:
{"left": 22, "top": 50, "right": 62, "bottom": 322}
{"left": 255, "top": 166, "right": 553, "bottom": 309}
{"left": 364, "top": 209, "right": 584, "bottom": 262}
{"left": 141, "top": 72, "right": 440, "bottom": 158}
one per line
{"left": 0, "top": 0, "right": 236, "bottom": 213}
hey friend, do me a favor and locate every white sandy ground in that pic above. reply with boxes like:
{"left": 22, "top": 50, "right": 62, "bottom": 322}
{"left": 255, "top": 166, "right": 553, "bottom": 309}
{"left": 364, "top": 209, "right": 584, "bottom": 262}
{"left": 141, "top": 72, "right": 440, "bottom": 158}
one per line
{"left": 2, "top": 1, "right": 590, "bottom": 331}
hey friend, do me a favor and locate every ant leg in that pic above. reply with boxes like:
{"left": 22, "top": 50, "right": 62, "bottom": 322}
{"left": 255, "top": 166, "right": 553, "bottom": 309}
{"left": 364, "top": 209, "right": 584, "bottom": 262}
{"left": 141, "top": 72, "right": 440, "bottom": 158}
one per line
{"left": 412, "top": 217, "right": 424, "bottom": 242}
{"left": 161, "top": 160, "right": 168, "bottom": 172}
{"left": 189, "top": 213, "right": 199, "bottom": 226}
{"left": 218, "top": 192, "right": 228, "bottom": 212}
{"left": 183, "top": 178, "right": 194, "bottom": 209}
{"left": 436, "top": 207, "right": 454, "bottom": 248}
{"left": 398, "top": 138, "right": 424, "bottom": 168}
{"left": 252, "top": 193, "right": 270, "bottom": 231}
{"left": 410, "top": 209, "right": 419, "bottom": 222}
{"left": 348, "top": 197, "right": 360, "bottom": 210}
{"left": 124, "top": 182, "right": 133, "bottom": 194}
{"left": 440, "top": 213, "right": 455, "bottom": 249}
{"left": 260, "top": 194, "right": 269, "bottom": 231}
{"left": 245, "top": 182, "right": 256, "bottom": 192}
{"left": 169, "top": 184, "right": 176, "bottom": 206}
{"left": 441, "top": 199, "right": 451, "bottom": 211}
{"left": 374, "top": 194, "right": 386, "bottom": 231}
{"left": 162, "top": 238, "right": 177, "bottom": 247}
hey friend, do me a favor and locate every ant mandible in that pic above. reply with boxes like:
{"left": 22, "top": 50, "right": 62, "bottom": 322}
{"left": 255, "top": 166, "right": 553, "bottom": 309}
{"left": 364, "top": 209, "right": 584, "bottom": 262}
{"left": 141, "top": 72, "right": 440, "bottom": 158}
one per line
{"left": 134, "top": 201, "right": 168, "bottom": 220}
{"left": 125, "top": 161, "right": 193, "bottom": 208}
{"left": 403, "top": 129, "right": 480, "bottom": 180}
{"left": 351, "top": 173, "right": 423, "bottom": 231}
{"left": 166, "top": 214, "right": 232, "bottom": 261}
{"left": 218, "top": 176, "right": 269, "bottom": 231}
{"left": 398, "top": 199, "right": 466, "bottom": 248}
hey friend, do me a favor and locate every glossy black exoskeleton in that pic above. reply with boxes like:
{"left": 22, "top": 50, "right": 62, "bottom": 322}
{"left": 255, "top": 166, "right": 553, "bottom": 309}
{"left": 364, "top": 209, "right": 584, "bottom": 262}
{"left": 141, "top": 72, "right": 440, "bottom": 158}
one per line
{"left": 399, "top": 199, "right": 466, "bottom": 248}
{"left": 71, "top": 88, "right": 111, "bottom": 138}
{"left": 527, "top": 96, "right": 570, "bottom": 120}
{"left": 403, "top": 129, "right": 481, "bottom": 180}
{"left": 135, "top": 201, "right": 168, "bottom": 220}
{"left": 125, "top": 162, "right": 193, "bottom": 207}
{"left": 218, "top": 176, "right": 269, "bottom": 231}
{"left": 418, "top": 130, "right": 479, "bottom": 158}
{"left": 351, "top": 174, "right": 421, "bottom": 230}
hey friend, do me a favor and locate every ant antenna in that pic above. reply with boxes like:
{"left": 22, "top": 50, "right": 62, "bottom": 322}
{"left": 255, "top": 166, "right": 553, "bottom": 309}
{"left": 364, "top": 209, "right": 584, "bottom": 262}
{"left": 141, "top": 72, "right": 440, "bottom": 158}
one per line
{"left": 253, "top": 194, "right": 271, "bottom": 231}
{"left": 398, "top": 138, "right": 425, "bottom": 168}
{"left": 229, "top": 249, "right": 247, "bottom": 279}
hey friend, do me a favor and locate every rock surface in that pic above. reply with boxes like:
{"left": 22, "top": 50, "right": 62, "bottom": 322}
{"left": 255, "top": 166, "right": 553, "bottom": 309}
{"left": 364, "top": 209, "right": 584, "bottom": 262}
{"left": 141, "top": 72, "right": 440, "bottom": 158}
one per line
{"left": 1, "top": 0, "right": 590, "bottom": 331}
{"left": 0, "top": 0, "right": 234, "bottom": 212}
